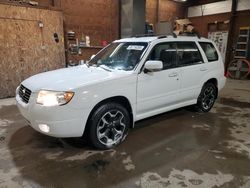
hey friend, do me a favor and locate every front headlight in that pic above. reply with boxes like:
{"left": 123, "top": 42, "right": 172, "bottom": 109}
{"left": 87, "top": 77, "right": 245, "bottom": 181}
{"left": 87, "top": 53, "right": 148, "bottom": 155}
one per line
{"left": 37, "top": 90, "right": 74, "bottom": 106}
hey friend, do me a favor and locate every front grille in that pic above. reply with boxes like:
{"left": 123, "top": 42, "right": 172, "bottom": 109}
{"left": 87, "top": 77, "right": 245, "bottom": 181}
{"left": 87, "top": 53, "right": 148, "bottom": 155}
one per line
{"left": 19, "top": 84, "right": 32, "bottom": 104}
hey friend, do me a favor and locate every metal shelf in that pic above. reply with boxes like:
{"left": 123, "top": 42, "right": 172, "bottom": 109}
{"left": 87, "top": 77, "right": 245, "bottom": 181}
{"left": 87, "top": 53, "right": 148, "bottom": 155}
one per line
{"left": 239, "top": 35, "right": 249, "bottom": 37}
{"left": 237, "top": 42, "right": 247, "bottom": 44}
{"left": 234, "top": 56, "right": 246, "bottom": 59}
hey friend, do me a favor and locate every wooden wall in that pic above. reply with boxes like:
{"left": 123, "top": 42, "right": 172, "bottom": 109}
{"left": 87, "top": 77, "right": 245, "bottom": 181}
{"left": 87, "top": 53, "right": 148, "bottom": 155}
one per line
{"left": 0, "top": 4, "right": 65, "bottom": 98}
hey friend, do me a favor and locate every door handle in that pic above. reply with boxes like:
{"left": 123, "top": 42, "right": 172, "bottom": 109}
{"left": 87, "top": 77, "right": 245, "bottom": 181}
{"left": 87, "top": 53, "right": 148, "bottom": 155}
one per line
{"left": 168, "top": 72, "right": 178, "bottom": 77}
{"left": 200, "top": 67, "right": 208, "bottom": 71}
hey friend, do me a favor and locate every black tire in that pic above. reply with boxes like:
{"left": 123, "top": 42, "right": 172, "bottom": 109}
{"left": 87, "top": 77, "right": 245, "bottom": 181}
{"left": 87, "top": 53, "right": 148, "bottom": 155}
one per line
{"left": 195, "top": 82, "right": 217, "bottom": 113}
{"left": 88, "top": 102, "right": 130, "bottom": 150}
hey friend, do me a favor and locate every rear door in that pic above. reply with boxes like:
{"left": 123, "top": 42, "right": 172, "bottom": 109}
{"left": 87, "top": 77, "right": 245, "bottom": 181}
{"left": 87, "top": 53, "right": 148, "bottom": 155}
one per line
{"left": 177, "top": 42, "right": 206, "bottom": 102}
{"left": 199, "top": 41, "right": 222, "bottom": 76}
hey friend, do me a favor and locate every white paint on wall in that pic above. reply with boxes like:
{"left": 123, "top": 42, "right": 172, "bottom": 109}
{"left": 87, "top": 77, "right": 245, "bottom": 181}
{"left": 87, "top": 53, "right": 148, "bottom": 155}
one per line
{"left": 238, "top": 0, "right": 250, "bottom": 11}
{"left": 208, "top": 31, "right": 228, "bottom": 63}
{"left": 188, "top": 0, "right": 250, "bottom": 18}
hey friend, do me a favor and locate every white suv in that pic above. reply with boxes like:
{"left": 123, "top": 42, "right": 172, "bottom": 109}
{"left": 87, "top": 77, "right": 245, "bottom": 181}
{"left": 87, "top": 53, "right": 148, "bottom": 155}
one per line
{"left": 16, "top": 35, "right": 226, "bottom": 149}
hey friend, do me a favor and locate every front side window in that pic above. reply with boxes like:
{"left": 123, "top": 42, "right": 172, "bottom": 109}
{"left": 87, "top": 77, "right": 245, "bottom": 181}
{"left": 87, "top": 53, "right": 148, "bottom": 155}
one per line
{"left": 199, "top": 42, "right": 218, "bottom": 62}
{"left": 88, "top": 42, "right": 148, "bottom": 71}
{"left": 148, "top": 42, "right": 177, "bottom": 70}
{"left": 177, "top": 42, "right": 203, "bottom": 66}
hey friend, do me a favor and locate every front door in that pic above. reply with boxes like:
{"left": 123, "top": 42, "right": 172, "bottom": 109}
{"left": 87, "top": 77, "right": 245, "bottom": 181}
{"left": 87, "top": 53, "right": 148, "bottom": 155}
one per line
{"left": 136, "top": 42, "right": 181, "bottom": 120}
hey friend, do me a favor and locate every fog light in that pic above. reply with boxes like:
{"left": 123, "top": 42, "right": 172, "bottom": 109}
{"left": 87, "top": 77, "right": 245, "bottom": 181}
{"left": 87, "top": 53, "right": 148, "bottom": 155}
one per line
{"left": 38, "top": 124, "right": 50, "bottom": 133}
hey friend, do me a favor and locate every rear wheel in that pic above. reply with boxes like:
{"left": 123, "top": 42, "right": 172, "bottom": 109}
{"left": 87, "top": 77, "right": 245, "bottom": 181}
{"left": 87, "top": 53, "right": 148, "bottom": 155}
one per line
{"left": 195, "top": 82, "right": 217, "bottom": 112}
{"left": 88, "top": 102, "right": 130, "bottom": 149}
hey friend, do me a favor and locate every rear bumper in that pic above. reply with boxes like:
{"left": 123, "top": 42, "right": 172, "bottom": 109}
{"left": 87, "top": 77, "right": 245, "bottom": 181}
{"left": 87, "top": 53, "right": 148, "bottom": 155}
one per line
{"left": 218, "top": 76, "right": 227, "bottom": 91}
{"left": 16, "top": 93, "right": 89, "bottom": 138}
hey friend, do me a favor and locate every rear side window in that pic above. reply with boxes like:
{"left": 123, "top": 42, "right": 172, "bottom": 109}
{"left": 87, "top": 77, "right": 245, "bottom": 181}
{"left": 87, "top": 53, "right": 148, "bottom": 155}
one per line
{"left": 177, "top": 42, "right": 203, "bottom": 66}
{"left": 199, "top": 42, "right": 218, "bottom": 62}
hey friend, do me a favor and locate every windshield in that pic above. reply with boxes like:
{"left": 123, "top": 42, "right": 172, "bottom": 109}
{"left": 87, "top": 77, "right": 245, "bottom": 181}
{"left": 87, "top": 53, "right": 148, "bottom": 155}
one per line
{"left": 88, "top": 42, "right": 148, "bottom": 71}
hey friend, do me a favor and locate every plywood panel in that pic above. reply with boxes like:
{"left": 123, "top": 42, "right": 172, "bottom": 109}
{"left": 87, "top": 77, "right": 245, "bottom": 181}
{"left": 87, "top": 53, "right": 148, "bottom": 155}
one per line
{"left": 0, "top": 4, "right": 65, "bottom": 98}
{"left": 0, "top": 18, "right": 43, "bottom": 98}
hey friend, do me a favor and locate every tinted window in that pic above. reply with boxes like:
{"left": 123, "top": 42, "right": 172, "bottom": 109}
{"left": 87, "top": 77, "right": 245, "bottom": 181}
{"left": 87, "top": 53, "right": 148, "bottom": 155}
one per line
{"left": 148, "top": 43, "right": 177, "bottom": 70}
{"left": 177, "top": 42, "right": 203, "bottom": 66}
{"left": 199, "top": 42, "right": 218, "bottom": 62}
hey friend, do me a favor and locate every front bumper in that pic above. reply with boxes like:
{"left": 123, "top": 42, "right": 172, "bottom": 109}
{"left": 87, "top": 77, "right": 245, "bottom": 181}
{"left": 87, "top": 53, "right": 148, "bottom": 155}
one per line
{"left": 16, "top": 91, "right": 89, "bottom": 138}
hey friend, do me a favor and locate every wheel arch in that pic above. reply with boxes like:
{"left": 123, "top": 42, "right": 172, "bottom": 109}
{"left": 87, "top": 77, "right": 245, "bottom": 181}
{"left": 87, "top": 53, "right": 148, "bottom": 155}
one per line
{"left": 204, "top": 78, "right": 218, "bottom": 98}
{"left": 84, "top": 96, "right": 134, "bottom": 136}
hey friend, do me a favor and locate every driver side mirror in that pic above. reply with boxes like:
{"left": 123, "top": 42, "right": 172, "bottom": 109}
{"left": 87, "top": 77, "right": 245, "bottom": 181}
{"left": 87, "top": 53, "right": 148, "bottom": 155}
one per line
{"left": 144, "top": 60, "right": 163, "bottom": 73}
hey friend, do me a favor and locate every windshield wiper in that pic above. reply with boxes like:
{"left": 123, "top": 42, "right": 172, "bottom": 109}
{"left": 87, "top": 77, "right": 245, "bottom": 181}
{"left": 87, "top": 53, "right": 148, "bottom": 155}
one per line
{"left": 99, "top": 65, "right": 112, "bottom": 72}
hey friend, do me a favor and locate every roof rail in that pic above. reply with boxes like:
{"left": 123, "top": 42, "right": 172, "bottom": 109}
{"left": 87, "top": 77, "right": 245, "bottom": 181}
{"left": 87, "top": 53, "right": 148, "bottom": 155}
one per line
{"left": 178, "top": 32, "right": 201, "bottom": 39}
{"left": 132, "top": 34, "right": 156, "bottom": 38}
{"left": 131, "top": 34, "right": 168, "bottom": 40}
{"left": 157, "top": 35, "right": 167, "bottom": 39}
{"left": 130, "top": 32, "right": 201, "bottom": 39}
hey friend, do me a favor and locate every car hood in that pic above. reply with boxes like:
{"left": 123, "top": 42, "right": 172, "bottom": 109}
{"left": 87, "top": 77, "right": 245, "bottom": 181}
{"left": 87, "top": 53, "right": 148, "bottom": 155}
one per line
{"left": 21, "top": 65, "right": 131, "bottom": 92}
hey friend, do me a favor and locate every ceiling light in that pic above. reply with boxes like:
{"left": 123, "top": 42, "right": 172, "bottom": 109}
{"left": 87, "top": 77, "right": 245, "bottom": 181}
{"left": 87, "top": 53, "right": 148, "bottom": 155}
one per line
{"left": 173, "top": 0, "right": 187, "bottom": 2}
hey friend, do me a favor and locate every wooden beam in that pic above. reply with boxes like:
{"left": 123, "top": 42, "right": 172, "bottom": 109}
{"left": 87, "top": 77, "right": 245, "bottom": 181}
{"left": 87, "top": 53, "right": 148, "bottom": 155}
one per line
{"left": 225, "top": 0, "right": 238, "bottom": 70}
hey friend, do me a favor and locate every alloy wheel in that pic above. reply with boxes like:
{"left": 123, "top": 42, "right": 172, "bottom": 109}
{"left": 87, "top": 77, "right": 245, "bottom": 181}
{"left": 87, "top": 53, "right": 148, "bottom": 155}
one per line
{"left": 97, "top": 110, "right": 126, "bottom": 147}
{"left": 201, "top": 85, "right": 216, "bottom": 110}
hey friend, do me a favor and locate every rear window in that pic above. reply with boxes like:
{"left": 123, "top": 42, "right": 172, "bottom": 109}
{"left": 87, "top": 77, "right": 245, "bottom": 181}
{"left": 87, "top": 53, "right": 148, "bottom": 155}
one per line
{"left": 199, "top": 42, "right": 218, "bottom": 62}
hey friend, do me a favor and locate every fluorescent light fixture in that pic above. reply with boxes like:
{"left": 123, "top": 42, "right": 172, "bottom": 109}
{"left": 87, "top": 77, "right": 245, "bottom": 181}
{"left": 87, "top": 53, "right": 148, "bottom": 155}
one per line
{"left": 173, "top": 0, "right": 187, "bottom": 2}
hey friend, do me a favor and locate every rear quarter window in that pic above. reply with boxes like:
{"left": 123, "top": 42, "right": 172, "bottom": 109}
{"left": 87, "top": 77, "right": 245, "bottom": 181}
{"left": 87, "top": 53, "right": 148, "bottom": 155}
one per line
{"left": 199, "top": 42, "right": 218, "bottom": 62}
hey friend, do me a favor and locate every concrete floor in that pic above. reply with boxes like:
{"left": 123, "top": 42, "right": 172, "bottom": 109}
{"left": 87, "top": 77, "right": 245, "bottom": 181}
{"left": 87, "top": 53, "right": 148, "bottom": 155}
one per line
{"left": 0, "top": 79, "right": 250, "bottom": 188}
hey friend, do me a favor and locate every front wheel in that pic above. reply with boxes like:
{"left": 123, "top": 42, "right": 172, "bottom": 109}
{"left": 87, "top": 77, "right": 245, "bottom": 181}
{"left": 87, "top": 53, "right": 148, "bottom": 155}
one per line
{"left": 195, "top": 82, "right": 217, "bottom": 112}
{"left": 88, "top": 102, "right": 130, "bottom": 150}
